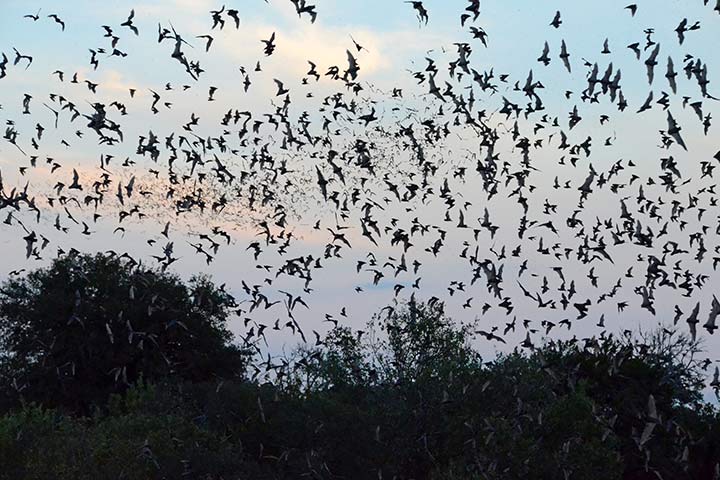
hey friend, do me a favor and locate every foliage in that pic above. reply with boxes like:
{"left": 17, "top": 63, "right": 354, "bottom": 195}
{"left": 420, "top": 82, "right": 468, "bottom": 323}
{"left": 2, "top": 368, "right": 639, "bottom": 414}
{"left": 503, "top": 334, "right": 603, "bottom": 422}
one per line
{"left": 0, "top": 400, "right": 254, "bottom": 480}
{"left": 0, "top": 252, "right": 249, "bottom": 414}
{"left": 0, "top": 273, "right": 717, "bottom": 479}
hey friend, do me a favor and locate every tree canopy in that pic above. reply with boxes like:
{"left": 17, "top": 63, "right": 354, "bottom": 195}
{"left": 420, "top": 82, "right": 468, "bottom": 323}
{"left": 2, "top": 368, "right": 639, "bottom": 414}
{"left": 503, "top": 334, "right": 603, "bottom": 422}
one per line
{"left": 0, "top": 252, "right": 248, "bottom": 413}
{"left": 0, "top": 261, "right": 718, "bottom": 479}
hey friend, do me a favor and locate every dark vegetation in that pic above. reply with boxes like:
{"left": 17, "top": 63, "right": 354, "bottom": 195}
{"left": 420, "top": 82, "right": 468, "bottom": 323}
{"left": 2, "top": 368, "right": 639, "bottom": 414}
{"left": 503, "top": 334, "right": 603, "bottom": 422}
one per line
{"left": 0, "top": 253, "right": 718, "bottom": 479}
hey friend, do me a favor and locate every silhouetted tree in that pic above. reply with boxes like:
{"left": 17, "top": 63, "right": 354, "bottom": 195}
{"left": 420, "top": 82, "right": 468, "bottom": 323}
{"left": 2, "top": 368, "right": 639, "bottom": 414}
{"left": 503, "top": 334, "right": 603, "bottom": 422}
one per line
{"left": 0, "top": 252, "right": 248, "bottom": 413}
{"left": 0, "top": 297, "right": 718, "bottom": 479}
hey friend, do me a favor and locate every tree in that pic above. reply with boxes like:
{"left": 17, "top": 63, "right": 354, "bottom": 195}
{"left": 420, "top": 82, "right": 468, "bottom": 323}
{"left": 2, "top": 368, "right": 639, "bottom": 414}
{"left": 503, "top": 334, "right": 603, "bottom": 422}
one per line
{"left": 1, "top": 290, "right": 718, "bottom": 479}
{"left": 530, "top": 332, "right": 714, "bottom": 480}
{"left": 0, "top": 252, "right": 249, "bottom": 413}
{"left": 375, "top": 297, "right": 482, "bottom": 386}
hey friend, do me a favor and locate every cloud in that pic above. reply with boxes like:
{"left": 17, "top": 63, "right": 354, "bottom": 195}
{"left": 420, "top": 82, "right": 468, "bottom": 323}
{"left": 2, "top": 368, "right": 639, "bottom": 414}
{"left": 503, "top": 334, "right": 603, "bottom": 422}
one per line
{"left": 210, "top": 17, "right": 449, "bottom": 84}
{"left": 134, "top": 0, "right": 215, "bottom": 18}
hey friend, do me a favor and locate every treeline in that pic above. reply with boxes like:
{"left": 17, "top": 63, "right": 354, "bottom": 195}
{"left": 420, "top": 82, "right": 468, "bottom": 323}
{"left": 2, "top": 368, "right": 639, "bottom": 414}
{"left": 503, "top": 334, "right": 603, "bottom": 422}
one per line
{"left": 0, "top": 253, "right": 718, "bottom": 479}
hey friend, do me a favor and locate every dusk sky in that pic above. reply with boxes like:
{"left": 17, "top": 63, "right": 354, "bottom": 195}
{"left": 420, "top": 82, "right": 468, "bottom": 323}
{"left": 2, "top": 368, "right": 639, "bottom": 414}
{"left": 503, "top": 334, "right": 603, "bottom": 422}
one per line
{"left": 1, "top": 0, "right": 720, "bottom": 400}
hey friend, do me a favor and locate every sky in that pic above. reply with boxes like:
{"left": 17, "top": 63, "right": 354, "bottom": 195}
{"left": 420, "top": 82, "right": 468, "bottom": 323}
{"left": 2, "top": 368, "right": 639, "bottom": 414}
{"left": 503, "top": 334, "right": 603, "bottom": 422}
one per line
{"left": 1, "top": 0, "right": 720, "bottom": 400}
